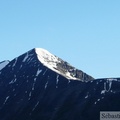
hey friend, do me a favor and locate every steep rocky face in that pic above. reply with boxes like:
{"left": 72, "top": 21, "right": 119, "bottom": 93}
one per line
{"left": 55, "top": 58, "right": 94, "bottom": 81}
{"left": 0, "top": 48, "right": 120, "bottom": 120}
{"left": 35, "top": 48, "right": 94, "bottom": 81}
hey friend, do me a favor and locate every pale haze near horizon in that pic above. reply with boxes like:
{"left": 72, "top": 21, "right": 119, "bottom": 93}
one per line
{"left": 0, "top": 0, "right": 120, "bottom": 79}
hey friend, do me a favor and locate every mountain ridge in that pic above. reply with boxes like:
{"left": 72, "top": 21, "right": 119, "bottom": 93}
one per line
{"left": 0, "top": 48, "right": 94, "bottom": 81}
{"left": 0, "top": 60, "right": 10, "bottom": 70}
{"left": 0, "top": 48, "right": 120, "bottom": 120}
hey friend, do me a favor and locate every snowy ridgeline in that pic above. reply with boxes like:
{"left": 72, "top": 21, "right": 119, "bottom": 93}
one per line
{"left": 0, "top": 60, "right": 9, "bottom": 70}
{"left": 0, "top": 48, "right": 93, "bottom": 81}
{"left": 35, "top": 48, "right": 81, "bottom": 80}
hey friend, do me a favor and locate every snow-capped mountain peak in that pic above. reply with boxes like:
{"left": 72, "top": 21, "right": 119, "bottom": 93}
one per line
{"left": 35, "top": 48, "right": 60, "bottom": 69}
{"left": 0, "top": 48, "right": 119, "bottom": 120}
{"left": 35, "top": 48, "right": 86, "bottom": 80}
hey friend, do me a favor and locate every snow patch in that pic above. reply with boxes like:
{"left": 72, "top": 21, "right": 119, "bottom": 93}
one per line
{"left": 85, "top": 95, "right": 89, "bottom": 99}
{"left": 9, "top": 75, "right": 17, "bottom": 84}
{"left": 94, "top": 102, "right": 97, "bottom": 104}
{"left": 56, "top": 75, "right": 59, "bottom": 85}
{"left": 23, "top": 52, "right": 29, "bottom": 62}
{"left": 101, "top": 78, "right": 118, "bottom": 94}
{"left": 28, "top": 92, "right": 32, "bottom": 100}
{"left": 56, "top": 75, "right": 59, "bottom": 88}
{"left": 107, "top": 78, "right": 117, "bottom": 81}
{"left": 32, "top": 77, "right": 37, "bottom": 91}
{"left": 101, "top": 90, "right": 106, "bottom": 94}
{"left": 3, "top": 96, "right": 9, "bottom": 105}
{"left": 12, "top": 58, "right": 18, "bottom": 67}
{"left": 68, "top": 80, "right": 71, "bottom": 83}
{"left": 36, "top": 69, "right": 42, "bottom": 76}
{"left": 32, "top": 101, "right": 39, "bottom": 111}
{"left": 43, "top": 69, "right": 47, "bottom": 75}
{"left": 45, "top": 81, "right": 48, "bottom": 89}
{"left": 97, "top": 99, "right": 100, "bottom": 101}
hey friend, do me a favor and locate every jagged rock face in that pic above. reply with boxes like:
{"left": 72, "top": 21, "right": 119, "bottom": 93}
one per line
{"left": 0, "top": 48, "right": 120, "bottom": 120}
{"left": 56, "top": 59, "right": 94, "bottom": 81}
{"left": 35, "top": 48, "right": 94, "bottom": 81}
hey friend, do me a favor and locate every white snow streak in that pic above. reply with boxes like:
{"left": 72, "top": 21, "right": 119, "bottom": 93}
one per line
{"left": 12, "top": 58, "right": 18, "bottom": 67}
{"left": 32, "top": 101, "right": 39, "bottom": 111}
{"left": 45, "top": 81, "right": 48, "bottom": 89}
{"left": 32, "top": 78, "right": 37, "bottom": 91}
{"left": 36, "top": 69, "right": 42, "bottom": 76}
{"left": 97, "top": 99, "right": 100, "bottom": 101}
{"left": 56, "top": 75, "right": 59, "bottom": 88}
{"left": 94, "top": 102, "right": 97, "bottom": 104}
{"left": 23, "top": 52, "right": 29, "bottom": 62}
{"left": 85, "top": 95, "right": 89, "bottom": 99}
{"left": 28, "top": 92, "right": 32, "bottom": 100}
{"left": 43, "top": 69, "right": 47, "bottom": 75}
{"left": 20, "top": 65, "right": 22, "bottom": 68}
{"left": 101, "top": 78, "right": 118, "bottom": 94}
{"left": 9, "top": 75, "right": 17, "bottom": 84}
{"left": 0, "top": 61, "right": 9, "bottom": 70}
{"left": 94, "top": 99, "right": 101, "bottom": 105}
{"left": 68, "top": 80, "right": 71, "bottom": 83}
{"left": 56, "top": 75, "right": 59, "bottom": 84}
{"left": 3, "top": 96, "right": 9, "bottom": 105}
{"left": 32, "top": 83, "right": 35, "bottom": 91}
{"left": 30, "top": 69, "right": 42, "bottom": 91}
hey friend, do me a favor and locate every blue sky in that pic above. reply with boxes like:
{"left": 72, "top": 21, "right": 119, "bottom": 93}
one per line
{"left": 0, "top": 0, "right": 120, "bottom": 78}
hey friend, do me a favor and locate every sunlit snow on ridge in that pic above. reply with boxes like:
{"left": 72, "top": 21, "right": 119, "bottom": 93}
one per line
{"left": 35, "top": 48, "right": 79, "bottom": 80}
{"left": 0, "top": 60, "right": 9, "bottom": 70}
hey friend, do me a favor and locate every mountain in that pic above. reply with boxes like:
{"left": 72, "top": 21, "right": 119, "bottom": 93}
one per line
{"left": 0, "top": 48, "right": 120, "bottom": 120}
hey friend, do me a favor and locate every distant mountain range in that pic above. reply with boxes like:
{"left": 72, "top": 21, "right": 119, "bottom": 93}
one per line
{"left": 0, "top": 48, "right": 120, "bottom": 120}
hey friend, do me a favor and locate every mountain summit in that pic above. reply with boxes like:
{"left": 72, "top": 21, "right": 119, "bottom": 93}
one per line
{"left": 0, "top": 48, "right": 120, "bottom": 120}
{"left": 35, "top": 48, "right": 94, "bottom": 80}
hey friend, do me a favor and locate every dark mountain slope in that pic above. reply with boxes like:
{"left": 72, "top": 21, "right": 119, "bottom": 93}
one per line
{"left": 0, "top": 48, "right": 120, "bottom": 120}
